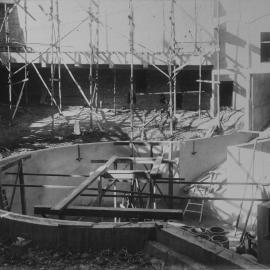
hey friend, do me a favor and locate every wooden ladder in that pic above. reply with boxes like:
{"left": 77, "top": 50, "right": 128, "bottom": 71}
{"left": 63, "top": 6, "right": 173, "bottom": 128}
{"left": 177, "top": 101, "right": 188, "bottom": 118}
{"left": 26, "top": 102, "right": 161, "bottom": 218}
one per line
{"left": 183, "top": 197, "right": 205, "bottom": 223}
{"left": 183, "top": 172, "right": 216, "bottom": 223}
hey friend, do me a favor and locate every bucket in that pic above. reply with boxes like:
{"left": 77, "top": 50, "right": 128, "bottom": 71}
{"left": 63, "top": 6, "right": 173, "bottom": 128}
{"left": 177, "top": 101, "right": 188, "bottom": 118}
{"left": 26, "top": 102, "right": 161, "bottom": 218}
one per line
{"left": 208, "top": 226, "right": 225, "bottom": 236}
{"left": 198, "top": 233, "right": 210, "bottom": 241}
{"left": 211, "top": 235, "right": 229, "bottom": 249}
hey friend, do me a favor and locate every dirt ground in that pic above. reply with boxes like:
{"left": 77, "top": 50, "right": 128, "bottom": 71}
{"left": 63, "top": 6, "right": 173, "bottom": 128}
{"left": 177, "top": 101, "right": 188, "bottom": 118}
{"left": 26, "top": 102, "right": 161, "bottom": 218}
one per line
{"left": 0, "top": 104, "right": 244, "bottom": 159}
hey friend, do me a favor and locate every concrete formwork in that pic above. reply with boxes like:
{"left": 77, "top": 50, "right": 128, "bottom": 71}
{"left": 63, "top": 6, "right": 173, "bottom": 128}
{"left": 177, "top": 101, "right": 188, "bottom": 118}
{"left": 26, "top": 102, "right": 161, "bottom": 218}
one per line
{"left": 0, "top": 132, "right": 256, "bottom": 216}
{"left": 0, "top": 131, "right": 258, "bottom": 251}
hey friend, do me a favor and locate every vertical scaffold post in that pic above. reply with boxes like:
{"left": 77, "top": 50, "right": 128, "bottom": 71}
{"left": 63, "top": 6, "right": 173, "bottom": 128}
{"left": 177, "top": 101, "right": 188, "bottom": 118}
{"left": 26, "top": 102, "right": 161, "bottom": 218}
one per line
{"left": 216, "top": 0, "right": 221, "bottom": 126}
{"left": 5, "top": 3, "right": 12, "bottom": 123}
{"left": 129, "top": 0, "right": 135, "bottom": 141}
{"left": 113, "top": 161, "right": 117, "bottom": 222}
{"left": 24, "top": 0, "right": 28, "bottom": 106}
{"left": 169, "top": 0, "right": 176, "bottom": 135}
{"left": 168, "top": 142, "right": 173, "bottom": 208}
{"left": 113, "top": 68, "right": 116, "bottom": 116}
{"left": 56, "top": 0, "right": 62, "bottom": 111}
{"left": 50, "top": 0, "right": 55, "bottom": 134}
{"left": 89, "top": 0, "right": 94, "bottom": 129}
{"left": 95, "top": 0, "right": 100, "bottom": 110}
{"left": 198, "top": 56, "right": 202, "bottom": 118}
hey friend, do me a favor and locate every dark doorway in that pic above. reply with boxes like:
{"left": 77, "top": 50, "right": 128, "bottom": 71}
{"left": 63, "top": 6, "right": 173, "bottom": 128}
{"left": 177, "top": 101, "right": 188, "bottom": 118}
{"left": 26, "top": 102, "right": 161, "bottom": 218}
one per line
{"left": 135, "top": 69, "right": 147, "bottom": 93}
{"left": 220, "top": 81, "right": 233, "bottom": 107}
{"left": 176, "top": 65, "right": 213, "bottom": 110}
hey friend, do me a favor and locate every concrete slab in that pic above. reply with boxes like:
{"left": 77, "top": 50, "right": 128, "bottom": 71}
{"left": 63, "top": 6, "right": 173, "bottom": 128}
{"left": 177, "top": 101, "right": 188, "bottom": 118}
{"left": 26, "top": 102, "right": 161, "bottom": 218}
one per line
{"left": 156, "top": 225, "right": 267, "bottom": 269}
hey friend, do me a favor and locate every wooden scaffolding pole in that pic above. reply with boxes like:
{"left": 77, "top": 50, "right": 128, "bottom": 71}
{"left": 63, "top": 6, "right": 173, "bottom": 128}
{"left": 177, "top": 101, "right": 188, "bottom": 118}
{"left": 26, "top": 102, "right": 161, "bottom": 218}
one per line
{"left": 129, "top": 0, "right": 135, "bottom": 140}
{"left": 94, "top": 0, "right": 100, "bottom": 110}
{"left": 113, "top": 68, "right": 117, "bottom": 116}
{"left": 169, "top": 0, "right": 175, "bottom": 135}
{"left": 216, "top": 0, "right": 221, "bottom": 126}
{"left": 5, "top": 3, "right": 12, "bottom": 123}
{"left": 24, "top": 0, "right": 28, "bottom": 106}
{"left": 198, "top": 56, "right": 202, "bottom": 118}
{"left": 56, "top": 0, "right": 62, "bottom": 111}
{"left": 50, "top": 0, "right": 55, "bottom": 134}
{"left": 171, "top": 0, "right": 177, "bottom": 117}
{"left": 89, "top": 0, "right": 94, "bottom": 128}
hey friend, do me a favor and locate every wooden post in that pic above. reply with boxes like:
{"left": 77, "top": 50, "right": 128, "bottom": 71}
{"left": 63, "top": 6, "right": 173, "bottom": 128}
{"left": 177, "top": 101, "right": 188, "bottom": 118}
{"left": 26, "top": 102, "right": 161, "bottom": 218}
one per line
{"left": 89, "top": 0, "right": 94, "bottom": 128}
{"left": 173, "top": 66, "right": 177, "bottom": 116}
{"left": 216, "top": 0, "right": 221, "bottom": 125}
{"left": 113, "top": 68, "right": 116, "bottom": 116}
{"left": 129, "top": 0, "right": 134, "bottom": 140}
{"left": 113, "top": 161, "right": 117, "bottom": 222}
{"left": 50, "top": 0, "right": 55, "bottom": 135}
{"left": 198, "top": 56, "right": 202, "bottom": 118}
{"left": 169, "top": 0, "right": 176, "bottom": 135}
{"left": 95, "top": 0, "right": 100, "bottom": 110}
{"left": 98, "top": 176, "right": 102, "bottom": 206}
{"left": 56, "top": 0, "right": 62, "bottom": 111}
{"left": 18, "top": 160, "right": 27, "bottom": 214}
{"left": 24, "top": 0, "right": 29, "bottom": 106}
{"left": 168, "top": 142, "right": 173, "bottom": 208}
{"left": 5, "top": 3, "right": 12, "bottom": 123}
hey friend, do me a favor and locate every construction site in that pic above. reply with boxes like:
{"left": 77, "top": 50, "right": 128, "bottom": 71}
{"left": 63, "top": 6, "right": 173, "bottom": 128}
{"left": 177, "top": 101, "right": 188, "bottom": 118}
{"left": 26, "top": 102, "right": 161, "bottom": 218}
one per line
{"left": 1, "top": 0, "right": 270, "bottom": 269}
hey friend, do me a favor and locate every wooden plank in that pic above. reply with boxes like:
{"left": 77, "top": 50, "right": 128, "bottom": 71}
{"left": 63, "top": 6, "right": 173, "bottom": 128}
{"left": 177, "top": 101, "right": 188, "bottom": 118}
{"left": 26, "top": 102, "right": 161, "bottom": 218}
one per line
{"left": 91, "top": 157, "right": 174, "bottom": 164}
{"left": 0, "top": 154, "right": 31, "bottom": 172}
{"left": 114, "top": 141, "right": 160, "bottom": 146}
{"left": 0, "top": 0, "right": 16, "bottom": 4}
{"left": 34, "top": 205, "right": 183, "bottom": 220}
{"left": 103, "top": 170, "right": 151, "bottom": 180}
{"left": 52, "top": 155, "right": 118, "bottom": 210}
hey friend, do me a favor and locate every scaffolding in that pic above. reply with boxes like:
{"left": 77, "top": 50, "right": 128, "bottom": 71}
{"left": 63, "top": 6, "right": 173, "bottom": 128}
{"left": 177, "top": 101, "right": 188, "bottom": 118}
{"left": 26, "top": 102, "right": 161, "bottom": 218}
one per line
{"left": 0, "top": 0, "right": 221, "bottom": 135}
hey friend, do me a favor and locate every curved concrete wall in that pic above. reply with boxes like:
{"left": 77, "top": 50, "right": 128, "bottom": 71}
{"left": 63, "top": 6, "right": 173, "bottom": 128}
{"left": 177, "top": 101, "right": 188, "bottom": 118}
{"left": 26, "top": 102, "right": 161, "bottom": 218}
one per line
{"left": 0, "top": 132, "right": 257, "bottom": 224}
{"left": 1, "top": 141, "right": 181, "bottom": 215}
{"left": 0, "top": 210, "right": 156, "bottom": 251}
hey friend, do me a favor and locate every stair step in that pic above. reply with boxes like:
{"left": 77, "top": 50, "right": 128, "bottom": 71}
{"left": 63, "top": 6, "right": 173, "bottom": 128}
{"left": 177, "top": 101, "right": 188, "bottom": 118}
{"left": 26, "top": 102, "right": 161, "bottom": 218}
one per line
{"left": 145, "top": 241, "right": 212, "bottom": 270}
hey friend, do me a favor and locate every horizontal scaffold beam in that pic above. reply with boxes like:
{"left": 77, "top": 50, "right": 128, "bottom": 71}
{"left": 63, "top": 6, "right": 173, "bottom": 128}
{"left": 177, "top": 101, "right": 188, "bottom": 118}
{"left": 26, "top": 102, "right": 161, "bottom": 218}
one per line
{"left": 34, "top": 205, "right": 183, "bottom": 220}
{"left": 91, "top": 157, "right": 174, "bottom": 164}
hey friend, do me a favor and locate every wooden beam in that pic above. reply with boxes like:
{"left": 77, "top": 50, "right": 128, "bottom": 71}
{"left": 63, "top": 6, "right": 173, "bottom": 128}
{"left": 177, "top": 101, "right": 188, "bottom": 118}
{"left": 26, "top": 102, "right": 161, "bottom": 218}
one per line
{"left": 91, "top": 157, "right": 174, "bottom": 164}
{"left": 52, "top": 155, "right": 118, "bottom": 210}
{"left": 114, "top": 141, "right": 160, "bottom": 146}
{"left": 34, "top": 205, "right": 183, "bottom": 220}
{"left": 0, "top": 154, "right": 31, "bottom": 172}
{"left": 104, "top": 169, "right": 149, "bottom": 179}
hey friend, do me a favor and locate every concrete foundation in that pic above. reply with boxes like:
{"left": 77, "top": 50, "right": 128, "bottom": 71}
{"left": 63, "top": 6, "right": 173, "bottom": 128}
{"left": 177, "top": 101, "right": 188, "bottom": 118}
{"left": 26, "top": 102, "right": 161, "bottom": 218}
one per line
{"left": 156, "top": 225, "right": 266, "bottom": 269}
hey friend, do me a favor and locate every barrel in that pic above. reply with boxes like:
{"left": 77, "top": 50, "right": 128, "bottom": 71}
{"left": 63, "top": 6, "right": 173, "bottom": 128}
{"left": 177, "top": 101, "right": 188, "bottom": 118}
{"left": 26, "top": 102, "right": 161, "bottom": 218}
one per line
{"left": 211, "top": 235, "right": 229, "bottom": 249}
